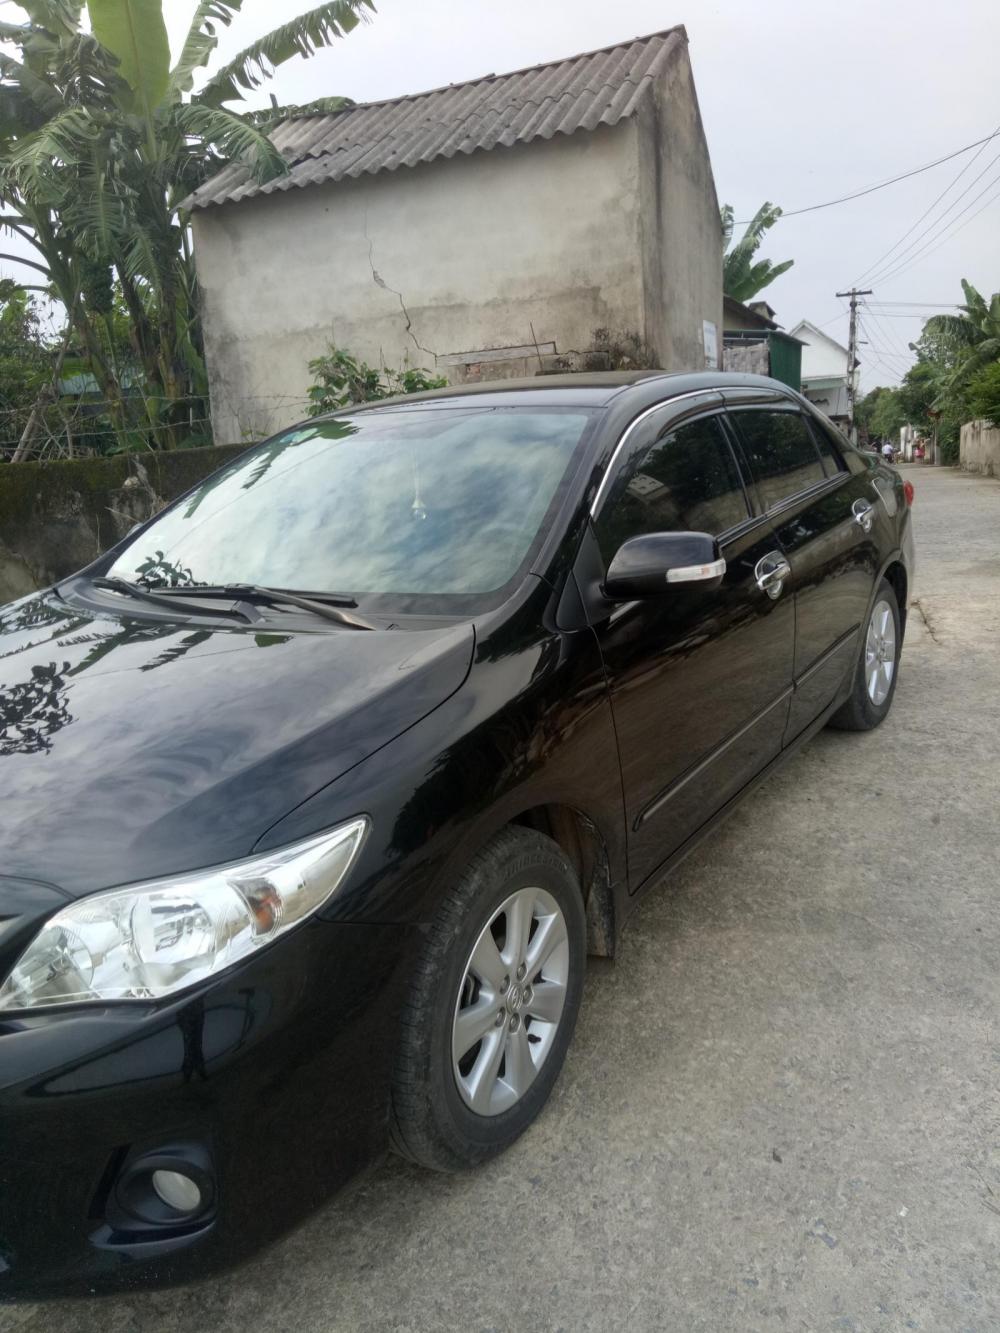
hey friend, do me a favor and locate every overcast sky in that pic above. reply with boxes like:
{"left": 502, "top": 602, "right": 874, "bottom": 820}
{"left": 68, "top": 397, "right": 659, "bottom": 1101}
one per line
{"left": 8, "top": 0, "right": 1000, "bottom": 391}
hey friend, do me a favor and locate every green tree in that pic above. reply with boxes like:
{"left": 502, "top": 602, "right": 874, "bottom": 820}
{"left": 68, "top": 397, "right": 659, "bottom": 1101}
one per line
{"left": 966, "top": 361, "right": 1000, "bottom": 427}
{"left": 913, "top": 280, "right": 1000, "bottom": 462}
{"left": 897, "top": 361, "right": 939, "bottom": 427}
{"left": 0, "top": 0, "right": 373, "bottom": 459}
{"left": 0, "top": 280, "right": 51, "bottom": 452}
{"left": 857, "top": 385, "right": 905, "bottom": 440}
{"left": 720, "top": 202, "right": 794, "bottom": 302}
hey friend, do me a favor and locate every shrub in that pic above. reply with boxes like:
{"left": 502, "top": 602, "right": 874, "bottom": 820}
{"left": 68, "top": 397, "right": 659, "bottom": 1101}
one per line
{"left": 307, "top": 346, "right": 447, "bottom": 415}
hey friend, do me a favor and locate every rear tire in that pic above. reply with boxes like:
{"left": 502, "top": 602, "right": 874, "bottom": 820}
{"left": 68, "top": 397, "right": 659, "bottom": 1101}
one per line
{"left": 390, "top": 827, "right": 586, "bottom": 1173}
{"left": 828, "top": 579, "right": 901, "bottom": 732}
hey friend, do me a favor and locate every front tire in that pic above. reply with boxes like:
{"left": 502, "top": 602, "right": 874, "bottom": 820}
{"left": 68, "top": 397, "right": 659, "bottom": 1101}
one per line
{"left": 390, "top": 827, "right": 586, "bottom": 1173}
{"left": 828, "top": 579, "right": 901, "bottom": 731}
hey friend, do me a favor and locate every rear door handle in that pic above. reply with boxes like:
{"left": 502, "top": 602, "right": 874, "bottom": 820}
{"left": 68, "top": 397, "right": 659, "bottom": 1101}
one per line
{"left": 852, "top": 498, "right": 875, "bottom": 532}
{"left": 754, "top": 550, "right": 791, "bottom": 600}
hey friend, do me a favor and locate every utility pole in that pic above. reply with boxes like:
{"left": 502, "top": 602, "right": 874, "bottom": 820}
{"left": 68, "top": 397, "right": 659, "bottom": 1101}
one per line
{"left": 835, "top": 288, "right": 872, "bottom": 443}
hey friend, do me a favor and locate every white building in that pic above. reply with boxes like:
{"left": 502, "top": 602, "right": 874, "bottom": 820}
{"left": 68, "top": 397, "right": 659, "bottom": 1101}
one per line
{"left": 186, "top": 28, "right": 723, "bottom": 444}
{"left": 788, "top": 320, "right": 851, "bottom": 425}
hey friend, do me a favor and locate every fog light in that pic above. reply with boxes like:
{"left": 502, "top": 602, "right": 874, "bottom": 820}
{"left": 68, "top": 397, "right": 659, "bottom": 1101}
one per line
{"left": 151, "top": 1169, "right": 202, "bottom": 1215}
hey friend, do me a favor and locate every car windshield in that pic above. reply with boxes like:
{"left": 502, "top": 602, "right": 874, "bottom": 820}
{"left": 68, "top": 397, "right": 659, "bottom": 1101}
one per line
{"left": 108, "top": 406, "right": 595, "bottom": 614}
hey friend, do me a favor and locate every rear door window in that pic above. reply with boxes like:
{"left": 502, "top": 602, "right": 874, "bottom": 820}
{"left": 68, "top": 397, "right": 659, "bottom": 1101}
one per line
{"left": 729, "top": 409, "right": 828, "bottom": 511}
{"left": 805, "top": 415, "right": 848, "bottom": 477}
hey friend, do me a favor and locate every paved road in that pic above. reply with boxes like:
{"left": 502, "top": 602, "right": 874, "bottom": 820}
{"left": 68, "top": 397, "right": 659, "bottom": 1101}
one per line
{"left": 7, "top": 465, "right": 1000, "bottom": 1333}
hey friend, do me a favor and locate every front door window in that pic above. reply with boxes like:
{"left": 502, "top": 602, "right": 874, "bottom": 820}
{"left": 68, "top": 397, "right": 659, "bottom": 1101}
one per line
{"left": 595, "top": 414, "right": 749, "bottom": 558}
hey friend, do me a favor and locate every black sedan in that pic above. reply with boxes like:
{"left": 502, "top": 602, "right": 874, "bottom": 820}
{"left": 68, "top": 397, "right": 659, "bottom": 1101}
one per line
{"left": 0, "top": 371, "right": 914, "bottom": 1299}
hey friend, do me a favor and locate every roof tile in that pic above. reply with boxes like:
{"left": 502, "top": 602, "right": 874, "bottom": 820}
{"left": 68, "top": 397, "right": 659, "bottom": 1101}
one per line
{"left": 186, "top": 28, "right": 684, "bottom": 210}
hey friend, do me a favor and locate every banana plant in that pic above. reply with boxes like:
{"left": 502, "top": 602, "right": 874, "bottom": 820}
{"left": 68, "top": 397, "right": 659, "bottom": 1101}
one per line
{"left": 923, "top": 279, "right": 1000, "bottom": 379}
{"left": 0, "top": 0, "right": 374, "bottom": 458}
{"left": 721, "top": 201, "right": 794, "bottom": 303}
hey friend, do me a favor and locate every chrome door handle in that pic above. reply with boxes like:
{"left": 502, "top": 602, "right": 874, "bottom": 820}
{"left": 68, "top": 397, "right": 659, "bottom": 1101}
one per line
{"left": 754, "top": 551, "right": 791, "bottom": 600}
{"left": 852, "top": 498, "right": 875, "bottom": 532}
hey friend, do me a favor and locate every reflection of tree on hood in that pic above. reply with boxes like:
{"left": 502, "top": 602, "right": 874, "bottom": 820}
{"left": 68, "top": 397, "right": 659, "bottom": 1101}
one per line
{"left": 0, "top": 662, "right": 72, "bottom": 756}
{"left": 0, "top": 596, "right": 79, "bottom": 639}
{"left": 0, "top": 596, "right": 90, "bottom": 663}
{"left": 67, "top": 619, "right": 175, "bottom": 677}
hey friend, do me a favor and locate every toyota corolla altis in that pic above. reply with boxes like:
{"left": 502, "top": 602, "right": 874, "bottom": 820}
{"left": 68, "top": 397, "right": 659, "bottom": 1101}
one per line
{"left": 0, "top": 372, "right": 914, "bottom": 1298}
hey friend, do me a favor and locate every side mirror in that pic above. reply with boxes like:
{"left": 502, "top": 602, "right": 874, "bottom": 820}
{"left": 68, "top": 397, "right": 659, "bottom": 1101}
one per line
{"left": 604, "top": 531, "right": 725, "bottom": 600}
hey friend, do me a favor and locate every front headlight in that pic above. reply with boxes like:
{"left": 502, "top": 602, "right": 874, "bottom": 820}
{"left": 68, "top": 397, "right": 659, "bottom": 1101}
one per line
{"left": 0, "top": 818, "right": 369, "bottom": 1012}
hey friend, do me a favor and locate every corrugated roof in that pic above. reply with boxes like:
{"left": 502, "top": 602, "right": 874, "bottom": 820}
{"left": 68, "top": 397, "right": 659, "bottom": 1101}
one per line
{"left": 186, "top": 27, "right": 686, "bottom": 211}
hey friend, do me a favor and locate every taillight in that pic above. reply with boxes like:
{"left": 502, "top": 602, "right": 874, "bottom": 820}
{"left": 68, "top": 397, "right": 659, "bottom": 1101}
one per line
{"left": 903, "top": 480, "right": 915, "bottom": 507}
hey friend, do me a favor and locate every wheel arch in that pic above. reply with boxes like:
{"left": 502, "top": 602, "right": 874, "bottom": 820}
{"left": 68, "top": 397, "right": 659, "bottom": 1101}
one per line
{"left": 508, "top": 803, "right": 617, "bottom": 958}
{"left": 880, "top": 556, "right": 908, "bottom": 640}
{"left": 435, "top": 796, "right": 621, "bottom": 959}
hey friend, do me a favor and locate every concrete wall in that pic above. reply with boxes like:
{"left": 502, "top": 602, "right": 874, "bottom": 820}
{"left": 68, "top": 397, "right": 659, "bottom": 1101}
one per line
{"left": 723, "top": 338, "right": 769, "bottom": 376}
{"left": 960, "top": 419, "right": 1000, "bottom": 476}
{"left": 194, "top": 125, "right": 647, "bottom": 442}
{"left": 802, "top": 380, "right": 849, "bottom": 421}
{"left": 636, "top": 39, "right": 723, "bottom": 372}
{"left": 0, "top": 446, "right": 247, "bottom": 603}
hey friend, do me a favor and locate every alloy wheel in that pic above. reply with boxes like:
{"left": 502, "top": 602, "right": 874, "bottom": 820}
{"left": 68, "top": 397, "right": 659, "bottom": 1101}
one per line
{"left": 865, "top": 598, "right": 896, "bottom": 705}
{"left": 451, "top": 887, "right": 569, "bottom": 1117}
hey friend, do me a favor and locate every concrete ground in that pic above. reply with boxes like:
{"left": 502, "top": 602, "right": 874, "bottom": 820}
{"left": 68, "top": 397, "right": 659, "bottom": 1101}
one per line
{"left": 6, "top": 464, "right": 999, "bottom": 1333}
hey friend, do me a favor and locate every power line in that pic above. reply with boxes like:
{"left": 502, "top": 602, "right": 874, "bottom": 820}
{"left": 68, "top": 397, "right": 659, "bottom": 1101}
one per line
{"left": 873, "top": 166, "right": 1000, "bottom": 286}
{"left": 735, "top": 130, "right": 1000, "bottom": 223}
{"left": 881, "top": 177, "right": 1000, "bottom": 285}
{"left": 868, "top": 301, "right": 914, "bottom": 358}
{"left": 857, "top": 317, "right": 909, "bottom": 387}
{"left": 862, "top": 303, "right": 914, "bottom": 364}
{"left": 865, "top": 301, "right": 962, "bottom": 309}
{"left": 814, "top": 311, "right": 848, "bottom": 330}
{"left": 865, "top": 147, "right": 1000, "bottom": 285}
{"left": 863, "top": 345, "right": 912, "bottom": 361}
{"left": 859, "top": 313, "right": 912, "bottom": 369}
{"left": 854, "top": 124, "right": 1000, "bottom": 283}
{"left": 864, "top": 311, "right": 949, "bottom": 318}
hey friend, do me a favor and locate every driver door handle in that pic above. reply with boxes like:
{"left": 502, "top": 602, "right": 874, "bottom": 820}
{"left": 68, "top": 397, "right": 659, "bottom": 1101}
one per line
{"left": 754, "top": 550, "right": 791, "bottom": 600}
{"left": 852, "top": 498, "right": 875, "bottom": 532}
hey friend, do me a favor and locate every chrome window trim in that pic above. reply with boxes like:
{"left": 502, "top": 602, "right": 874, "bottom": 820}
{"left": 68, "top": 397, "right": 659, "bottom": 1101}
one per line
{"left": 588, "top": 390, "right": 722, "bottom": 519}
{"left": 762, "top": 471, "right": 847, "bottom": 521}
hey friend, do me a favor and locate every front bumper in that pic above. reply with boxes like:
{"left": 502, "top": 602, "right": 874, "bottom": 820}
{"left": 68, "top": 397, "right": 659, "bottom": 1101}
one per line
{"left": 0, "top": 918, "right": 413, "bottom": 1301}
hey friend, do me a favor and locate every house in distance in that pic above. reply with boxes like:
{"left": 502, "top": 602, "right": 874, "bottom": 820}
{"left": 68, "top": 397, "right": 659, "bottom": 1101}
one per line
{"left": 187, "top": 28, "right": 723, "bottom": 442}
{"left": 722, "top": 297, "right": 804, "bottom": 391}
{"left": 788, "top": 319, "right": 853, "bottom": 428}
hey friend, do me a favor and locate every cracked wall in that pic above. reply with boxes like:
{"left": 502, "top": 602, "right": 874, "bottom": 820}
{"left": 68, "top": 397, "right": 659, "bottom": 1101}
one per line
{"left": 194, "top": 109, "right": 721, "bottom": 443}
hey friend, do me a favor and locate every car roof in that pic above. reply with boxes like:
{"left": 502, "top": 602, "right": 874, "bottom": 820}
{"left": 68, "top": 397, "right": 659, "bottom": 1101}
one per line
{"left": 323, "top": 370, "right": 798, "bottom": 416}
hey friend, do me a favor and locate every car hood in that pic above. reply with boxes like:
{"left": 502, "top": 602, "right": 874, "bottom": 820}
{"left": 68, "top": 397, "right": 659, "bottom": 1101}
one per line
{"left": 0, "top": 591, "right": 474, "bottom": 897}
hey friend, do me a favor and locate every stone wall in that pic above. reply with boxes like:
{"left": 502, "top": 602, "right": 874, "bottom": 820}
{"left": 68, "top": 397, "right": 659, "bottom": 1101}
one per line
{"left": 960, "top": 419, "right": 1000, "bottom": 477}
{"left": 0, "top": 445, "right": 247, "bottom": 603}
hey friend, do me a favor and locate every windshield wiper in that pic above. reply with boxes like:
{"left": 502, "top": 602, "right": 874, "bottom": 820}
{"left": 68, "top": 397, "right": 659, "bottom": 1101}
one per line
{"left": 151, "top": 584, "right": 376, "bottom": 631}
{"left": 91, "top": 576, "right": 255, "bottom": 623}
